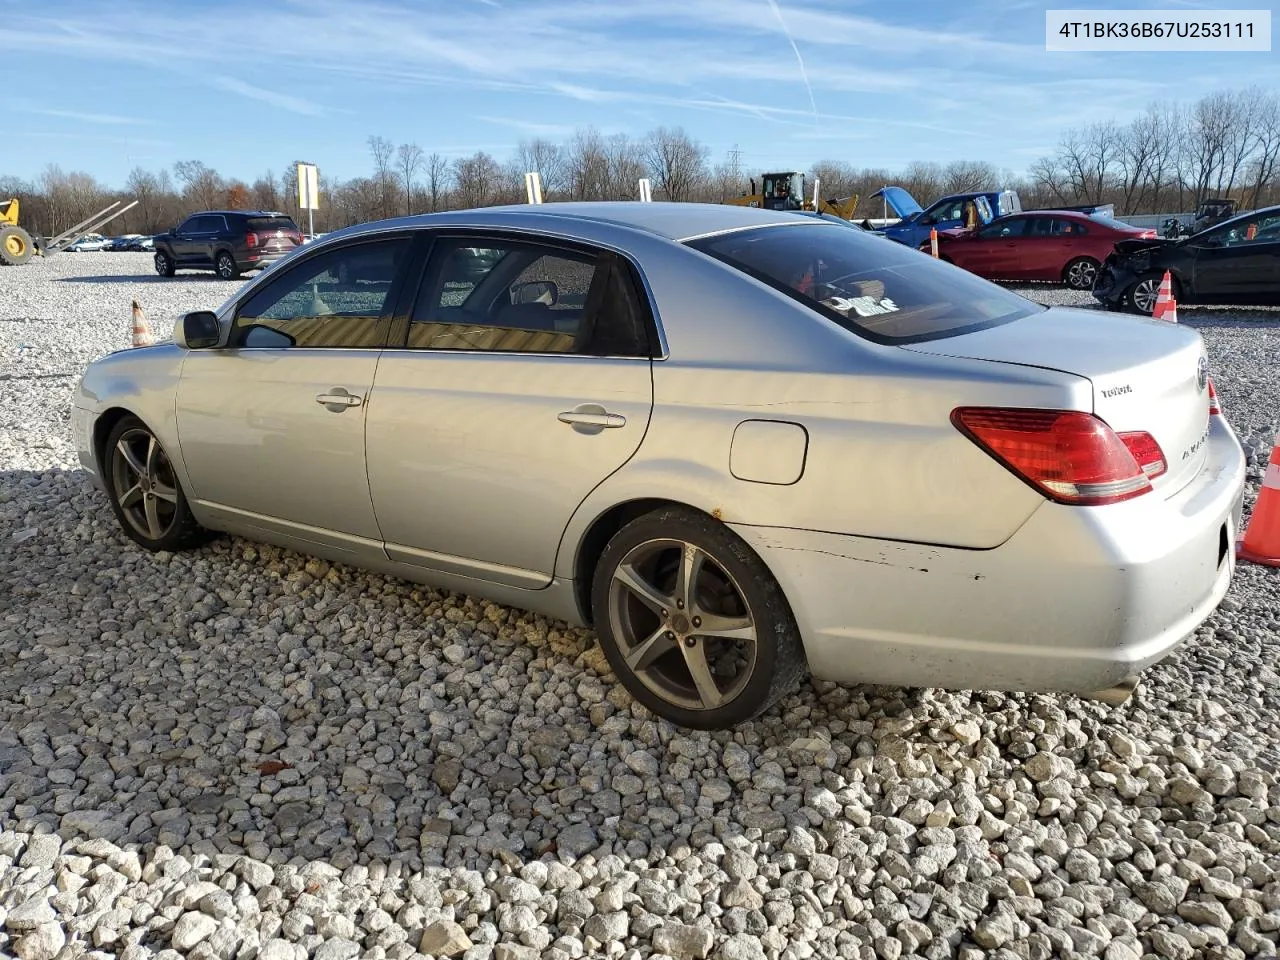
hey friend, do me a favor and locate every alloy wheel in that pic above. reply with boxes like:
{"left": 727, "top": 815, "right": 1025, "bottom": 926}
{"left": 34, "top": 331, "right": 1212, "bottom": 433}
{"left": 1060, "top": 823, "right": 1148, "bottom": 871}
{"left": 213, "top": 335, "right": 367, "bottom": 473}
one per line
{"left": 109, "top": 428, "right": 180, "bottom": 541}
{"left": 1066, "top": 259, "right": 1098, "bottom": 290}
{"left": 606, "top": 538, "right": 757, "bottom": 712}
{"left": 1132, "top": 277, "right": 1161, "bottom": 314}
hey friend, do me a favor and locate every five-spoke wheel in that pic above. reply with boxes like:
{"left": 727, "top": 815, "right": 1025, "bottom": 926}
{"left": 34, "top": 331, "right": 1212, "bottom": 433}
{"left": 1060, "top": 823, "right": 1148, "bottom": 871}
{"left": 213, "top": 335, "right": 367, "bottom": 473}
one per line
{"left": 103, "top": 415, "right": 206, "bottom": 551}
{"left": 592, "top": 506, "right": 806, "bottom": 728}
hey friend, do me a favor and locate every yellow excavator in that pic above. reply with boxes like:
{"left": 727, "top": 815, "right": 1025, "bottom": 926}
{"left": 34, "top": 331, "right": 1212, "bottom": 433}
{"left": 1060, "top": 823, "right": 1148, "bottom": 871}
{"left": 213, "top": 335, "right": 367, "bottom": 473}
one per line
{"left": 723, "top": 171, "right": 859, "bottom": 220}
{"left": 0, "top": 198, "right": 36, "bottom": 265}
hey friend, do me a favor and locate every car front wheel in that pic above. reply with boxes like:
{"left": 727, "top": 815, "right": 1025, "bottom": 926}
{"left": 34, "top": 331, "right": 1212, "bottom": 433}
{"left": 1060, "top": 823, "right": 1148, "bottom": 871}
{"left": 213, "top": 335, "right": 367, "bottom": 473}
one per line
{"left": 103, "top": 415, "right": 207, "bottom": 552}
{"left": 591, "top": 506, "right": 807, "bottom": 729}
{"left": 1126, "top": 274, "right": 1176, "bottom": 315}
{"left": 1063, "top": 256, "right": 1100, "bottom": 290}
{"left": 154, "top": 251, "right": 175, "bottom": 277}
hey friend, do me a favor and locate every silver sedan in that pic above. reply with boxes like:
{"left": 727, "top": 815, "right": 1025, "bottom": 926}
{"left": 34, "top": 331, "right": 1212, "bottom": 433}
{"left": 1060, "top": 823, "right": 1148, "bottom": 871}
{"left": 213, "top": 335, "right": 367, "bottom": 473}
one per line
{"left": 71, "top": 202, "right": 1246, "bottom": 729}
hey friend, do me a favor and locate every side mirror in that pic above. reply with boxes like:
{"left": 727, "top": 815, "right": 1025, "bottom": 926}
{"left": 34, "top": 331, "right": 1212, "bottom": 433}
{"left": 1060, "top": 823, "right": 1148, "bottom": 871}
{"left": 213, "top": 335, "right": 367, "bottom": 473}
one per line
{"left": 178, "top": 310, "right": 220, "bottom": 349}
{"left": 511, "top": 279, "right": 558, "bottom": 306}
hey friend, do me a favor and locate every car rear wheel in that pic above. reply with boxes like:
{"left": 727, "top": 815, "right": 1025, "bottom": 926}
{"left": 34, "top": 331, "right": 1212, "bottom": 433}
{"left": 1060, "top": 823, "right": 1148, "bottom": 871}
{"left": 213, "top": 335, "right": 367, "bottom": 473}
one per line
{"left": 591, "top": 506, "right": 807, "bottom": 729}
{"left": 154, "top": 251, "right": 174, "bottom": 277}
{"left": 216, "top": 251, "right": 239, "bottom": 280}
{"left": 103, "top": 415, "right": 207, "bottom": 552}
{"left": 1063, "top": 256, "right": 1100, "bottom": 290}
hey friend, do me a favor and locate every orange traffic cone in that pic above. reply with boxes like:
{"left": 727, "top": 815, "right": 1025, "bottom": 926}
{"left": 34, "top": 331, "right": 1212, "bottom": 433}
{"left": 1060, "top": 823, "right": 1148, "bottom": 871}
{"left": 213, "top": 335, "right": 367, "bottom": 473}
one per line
{"left": 929, "top": 228, "right": 939, "bottom": 258}
{"left": 1152, "top": 270, "right": 1178, "bottom": 322}
{"left": 1239, "top": 435, "right": 1280, "bottom": 566}
{"left": 131, "top": 300, "right": 154, "bottom": 347}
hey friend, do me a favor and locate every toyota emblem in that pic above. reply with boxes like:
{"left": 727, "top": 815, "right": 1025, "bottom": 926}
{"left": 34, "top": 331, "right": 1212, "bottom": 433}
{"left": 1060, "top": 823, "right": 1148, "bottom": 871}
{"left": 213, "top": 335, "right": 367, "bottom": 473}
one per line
{"left": 1197, "top": 356, "right": 1209, "bottom": 392}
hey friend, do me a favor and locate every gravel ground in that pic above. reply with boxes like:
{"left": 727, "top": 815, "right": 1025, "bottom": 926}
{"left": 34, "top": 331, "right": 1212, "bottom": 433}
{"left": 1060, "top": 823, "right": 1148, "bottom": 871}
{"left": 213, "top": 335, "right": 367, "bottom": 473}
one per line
{"left": 1, "top": 252, "right": 1279, "bottom": 960}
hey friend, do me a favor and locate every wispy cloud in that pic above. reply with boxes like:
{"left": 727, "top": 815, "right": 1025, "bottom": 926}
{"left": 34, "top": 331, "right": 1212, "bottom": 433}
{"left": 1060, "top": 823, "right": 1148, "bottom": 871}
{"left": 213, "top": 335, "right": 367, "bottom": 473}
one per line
{"left": 16, "top": 106, "right": 151, "bottom": 125}
{"left": 764, "top": 0, "right": 818, "bottom": 125}
{"left": 212, "top": 78, "right": 326, "bottom": 116}
{"left": 477, "top": 116, "right": 578, "bottom": 138}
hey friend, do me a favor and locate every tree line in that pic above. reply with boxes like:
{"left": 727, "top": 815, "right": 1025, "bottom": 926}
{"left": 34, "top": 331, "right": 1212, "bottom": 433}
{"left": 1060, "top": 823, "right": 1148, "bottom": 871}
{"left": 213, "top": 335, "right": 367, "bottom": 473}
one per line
{"left": 3, "top": 86, "right": 1277, "bottom": 239}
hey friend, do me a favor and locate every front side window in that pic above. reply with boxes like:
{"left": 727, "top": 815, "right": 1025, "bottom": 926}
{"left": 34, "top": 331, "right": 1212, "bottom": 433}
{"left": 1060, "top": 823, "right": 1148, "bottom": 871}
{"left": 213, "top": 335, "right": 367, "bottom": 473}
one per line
{"left": 978, "top": 218, "right": 1028, "bottom": 239}
{"left": 406, "top": 237, "right": 651, "bottom": 356}
{"left": 1201, "top": 213, "right": 1280, "bottom": 246}
{"left": 688, "top": 222, "right": 1041, "bottom": 344}
{"left": 233, "top": 236, "right": 411, "bottom": 348}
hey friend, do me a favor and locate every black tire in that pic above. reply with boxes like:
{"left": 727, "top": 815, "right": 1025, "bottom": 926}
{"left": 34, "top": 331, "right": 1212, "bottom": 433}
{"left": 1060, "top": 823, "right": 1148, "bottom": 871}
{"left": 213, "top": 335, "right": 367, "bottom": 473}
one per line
{"left": 154, "top": 251, "right": 175, "bottom": 277}
{"left": 216, "top": 251, "right": 239, "bottom": 280}
{"left": 590, "top": 506, "right": 807, "bottom": 729}
{"left": 0, "top": 226, "right": 34, "bottom": 265}
{"left": 102, "top": 415, "right": 208, "bottom": 552}
{"left": 1063, "top": 256, "right": 1100, "bottom": 291}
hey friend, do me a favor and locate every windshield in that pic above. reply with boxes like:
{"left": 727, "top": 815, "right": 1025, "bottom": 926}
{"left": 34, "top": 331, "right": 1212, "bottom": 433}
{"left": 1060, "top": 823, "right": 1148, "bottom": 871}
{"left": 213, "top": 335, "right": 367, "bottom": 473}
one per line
{"left": 688, "top": 222, "right": 1042, "bottom": 343}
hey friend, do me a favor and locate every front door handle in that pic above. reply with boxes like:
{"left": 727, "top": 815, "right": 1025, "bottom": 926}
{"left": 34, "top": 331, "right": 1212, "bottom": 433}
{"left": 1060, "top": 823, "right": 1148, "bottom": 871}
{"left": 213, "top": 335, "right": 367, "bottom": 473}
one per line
{"left": 559, "top": 410, "right": 626, "bottom": 429}
{"left": 316, "top": 389, "right": 363, "bottom": 410}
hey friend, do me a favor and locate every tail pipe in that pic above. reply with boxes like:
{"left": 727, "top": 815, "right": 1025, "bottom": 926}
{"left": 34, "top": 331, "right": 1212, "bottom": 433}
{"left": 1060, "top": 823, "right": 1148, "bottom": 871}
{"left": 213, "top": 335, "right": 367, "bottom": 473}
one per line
{"left": 1086, "top": 675, "right": 1139, "bottom": 707}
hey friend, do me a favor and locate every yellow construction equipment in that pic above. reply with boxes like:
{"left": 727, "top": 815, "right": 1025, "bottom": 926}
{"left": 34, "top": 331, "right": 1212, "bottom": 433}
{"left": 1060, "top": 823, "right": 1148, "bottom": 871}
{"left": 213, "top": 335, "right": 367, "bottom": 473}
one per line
{"left": 0, "top": 198, "right": 36, "bottom": 266}
{"left": 0, "top": 197, "right": 141, "bottom": 265}
{"left": 723, "top": 172, "right": 859, "bottom": 220}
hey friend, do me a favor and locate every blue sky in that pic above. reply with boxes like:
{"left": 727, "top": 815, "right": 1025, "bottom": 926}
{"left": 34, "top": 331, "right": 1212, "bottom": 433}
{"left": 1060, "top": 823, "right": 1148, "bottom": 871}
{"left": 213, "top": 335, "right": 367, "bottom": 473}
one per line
{"left": 4, "top": 0, "right": 1277, "bottom": 188}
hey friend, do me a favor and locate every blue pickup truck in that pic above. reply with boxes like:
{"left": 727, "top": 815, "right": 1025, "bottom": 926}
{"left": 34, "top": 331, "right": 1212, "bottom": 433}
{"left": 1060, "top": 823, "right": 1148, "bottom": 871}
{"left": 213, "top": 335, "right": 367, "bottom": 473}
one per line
{"left": 870, "top": 187, "right": 1023, "bottom": 248}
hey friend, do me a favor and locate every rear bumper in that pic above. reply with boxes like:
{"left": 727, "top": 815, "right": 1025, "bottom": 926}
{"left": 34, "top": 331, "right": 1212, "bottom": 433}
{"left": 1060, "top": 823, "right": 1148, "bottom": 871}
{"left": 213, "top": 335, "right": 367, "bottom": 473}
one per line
{"left": 732, "top": 415, "right": 1246, "bottom": 695}
{"left": 238, "top": 250, "right": 292, "bottom": 270}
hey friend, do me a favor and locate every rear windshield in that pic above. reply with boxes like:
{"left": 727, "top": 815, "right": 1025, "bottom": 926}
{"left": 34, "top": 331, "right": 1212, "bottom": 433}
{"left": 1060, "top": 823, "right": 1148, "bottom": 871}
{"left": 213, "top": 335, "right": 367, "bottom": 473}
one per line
{"left": 687, "top": 222, "right": 1042, "bottom": 343}
{"left": 246, "top": 216, "right": 298, "bottom": 232}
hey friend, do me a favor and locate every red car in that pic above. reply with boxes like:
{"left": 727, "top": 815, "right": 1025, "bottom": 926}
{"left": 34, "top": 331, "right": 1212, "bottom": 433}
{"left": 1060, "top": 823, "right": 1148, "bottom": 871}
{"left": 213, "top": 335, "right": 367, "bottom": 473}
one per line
{"left": 929, "top": 210, "right": 1157, "bottom": 290}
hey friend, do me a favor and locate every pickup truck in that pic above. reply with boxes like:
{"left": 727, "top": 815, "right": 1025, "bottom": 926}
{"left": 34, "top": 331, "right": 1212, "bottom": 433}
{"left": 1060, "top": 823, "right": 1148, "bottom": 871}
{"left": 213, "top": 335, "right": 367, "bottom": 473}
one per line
{"left": 870, "top": 187, "right": 1022, "bottom": 248}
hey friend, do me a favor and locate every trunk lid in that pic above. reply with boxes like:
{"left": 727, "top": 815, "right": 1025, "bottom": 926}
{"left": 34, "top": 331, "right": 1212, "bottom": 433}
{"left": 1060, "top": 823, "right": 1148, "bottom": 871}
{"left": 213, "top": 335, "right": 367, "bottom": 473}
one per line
{"left": 903, "top": 306, "right": 1212, "bottom": 496}
{"left": 872, "top": 186, "right": 923, "bottom": 220}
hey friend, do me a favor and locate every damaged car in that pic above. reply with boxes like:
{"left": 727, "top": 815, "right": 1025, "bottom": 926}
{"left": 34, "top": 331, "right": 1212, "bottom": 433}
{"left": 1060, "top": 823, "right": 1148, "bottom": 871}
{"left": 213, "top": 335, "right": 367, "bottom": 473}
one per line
{"left": 1094, "top": 204, "right": 1280, "bottom": 313}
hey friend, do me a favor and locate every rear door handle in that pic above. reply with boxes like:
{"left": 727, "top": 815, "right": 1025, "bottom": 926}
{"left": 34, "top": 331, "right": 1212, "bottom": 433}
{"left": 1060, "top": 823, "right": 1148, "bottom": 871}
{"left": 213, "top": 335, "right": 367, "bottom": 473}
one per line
{"left": 558, "top": 410, "right": 626, "bottom": 428}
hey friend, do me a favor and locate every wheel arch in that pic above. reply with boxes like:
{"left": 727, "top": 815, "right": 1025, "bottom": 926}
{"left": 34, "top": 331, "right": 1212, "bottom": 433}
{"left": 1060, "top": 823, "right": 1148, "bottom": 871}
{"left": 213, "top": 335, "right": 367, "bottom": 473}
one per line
{"left": 92, "top": 406, "right": 141, "bottom": 475}
{"left": 571, "top": 497, "right": 730, "bottom": 626}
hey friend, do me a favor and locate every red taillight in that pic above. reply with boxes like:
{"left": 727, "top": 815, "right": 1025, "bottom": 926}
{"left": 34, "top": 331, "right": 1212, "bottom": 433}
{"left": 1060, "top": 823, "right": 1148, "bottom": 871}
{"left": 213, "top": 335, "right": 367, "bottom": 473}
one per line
{"left": 952, "top": 407, "right": 1154, "bottom": 505}
{"left": 246, "top": 232, "right": 259, "bottom": 248}
{"left": 1208, "top": 378, "right": 1222, "bottom": 416}
{"left": 1117, "top": 431, "right": 1167, "bottom": 479}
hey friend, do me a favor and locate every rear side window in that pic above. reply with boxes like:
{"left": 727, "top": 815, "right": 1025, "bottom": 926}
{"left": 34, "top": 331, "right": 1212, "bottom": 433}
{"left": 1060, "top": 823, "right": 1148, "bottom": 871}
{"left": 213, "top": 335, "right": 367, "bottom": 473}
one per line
{"left": 688, "top": 223, "right": 1041, "bottom": 344}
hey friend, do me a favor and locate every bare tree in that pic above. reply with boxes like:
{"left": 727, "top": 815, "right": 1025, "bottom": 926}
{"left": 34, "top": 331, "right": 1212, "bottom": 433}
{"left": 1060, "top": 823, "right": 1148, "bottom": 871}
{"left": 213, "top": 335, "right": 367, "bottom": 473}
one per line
{"left": 251, "top": 171, "right": 282, "bottom": 211}
{"left": 452, "top": 151, "right": 502, "bottom": 208}
{"left": 424, "top": 152, "right": 449, "bottom": 212}
{"left": 603, "top": 134, "right": 646, "bottom": 200}
{"left": 396, "top": 143, "right": 424, "bottom": 215}
{"left": 567, "top": 127, "right": 609, "bottom": 200}
{"left": 367, "top": 135, "right": 396, "bottom": 219}
{"left": 1245, "top": 88, "right": 1280, "bottom": 207}
{"left": 173, "top": 160, "right": 223, "bottom": 211}
{"left": 941, "top": 160, "right": 998, "bottom": 194}
{"left": 709, "top": 148, "right": 744, "bottom": 202}
{"left": 515, "top": 138, "right": 567, "bottom": 198}
{"left": 643, "top": 126, "right": 709, "bottom": 201}
{"left": 125, "top": 167, "right": 162, "bottom": 232}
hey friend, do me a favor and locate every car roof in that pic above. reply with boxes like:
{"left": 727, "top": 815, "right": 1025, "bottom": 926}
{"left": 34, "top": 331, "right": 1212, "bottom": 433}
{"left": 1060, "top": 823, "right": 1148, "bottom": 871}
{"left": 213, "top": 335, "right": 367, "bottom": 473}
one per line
{"left": 326, "top": 202, "right": 823, "bottom": 244}
{"left": 191, "top": 210, "right": 292, "bottom": 218}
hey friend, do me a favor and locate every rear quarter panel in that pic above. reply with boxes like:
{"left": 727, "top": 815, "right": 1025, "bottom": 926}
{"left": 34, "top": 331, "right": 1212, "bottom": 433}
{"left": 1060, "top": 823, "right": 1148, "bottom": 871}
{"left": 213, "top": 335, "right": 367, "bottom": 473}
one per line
{"left": 555, "top": 249, "right": 1092, "bottom": 580}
